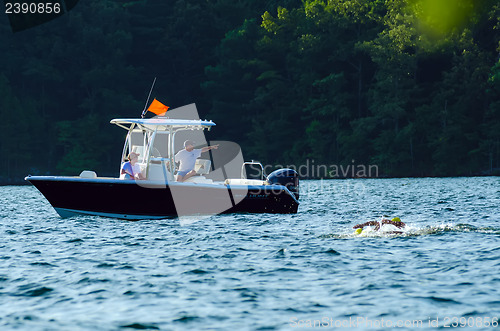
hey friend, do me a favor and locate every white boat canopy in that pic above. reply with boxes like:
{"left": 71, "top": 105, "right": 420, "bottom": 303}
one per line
{"left": 110, "top": 118, "right": 216, "bottom": 132}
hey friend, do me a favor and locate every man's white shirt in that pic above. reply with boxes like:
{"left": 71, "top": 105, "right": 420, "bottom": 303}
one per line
{"left": 175, "top": 149, "right": 202, "bottom": 172}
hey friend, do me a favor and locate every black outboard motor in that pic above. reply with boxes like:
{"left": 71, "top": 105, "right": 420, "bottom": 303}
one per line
{"left": 267, "top": 168, "right": 299, "bottom": 200}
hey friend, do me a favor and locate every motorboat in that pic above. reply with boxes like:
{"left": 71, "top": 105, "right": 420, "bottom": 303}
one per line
{"left": 25, "top": 104, "right": 299, "bottom": 219}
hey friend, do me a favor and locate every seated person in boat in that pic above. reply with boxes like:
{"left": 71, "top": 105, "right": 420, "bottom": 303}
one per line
{"left": 175, "top": 140, "right": 218, "bottom": 182}
{"left": 353, "top": 217, "right": 406, "bottom": 232}
{"left": 120, "top": 152, "right": 145, "bottom": 180}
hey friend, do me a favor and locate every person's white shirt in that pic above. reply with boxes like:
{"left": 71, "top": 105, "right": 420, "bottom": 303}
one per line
{"left": 132, "top": 163, "right": 142, "bottom": 176}
{"left": 175, "top": 148, "right": 202, "bottom": 172}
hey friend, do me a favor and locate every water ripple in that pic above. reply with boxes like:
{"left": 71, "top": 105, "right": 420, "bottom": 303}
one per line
{"left": 0, "top": 178, "right": 499, "bottom": 329}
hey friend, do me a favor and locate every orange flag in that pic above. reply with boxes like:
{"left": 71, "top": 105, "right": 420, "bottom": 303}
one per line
{"left": 148, "top": 98, "right": 169, "bottom": 116}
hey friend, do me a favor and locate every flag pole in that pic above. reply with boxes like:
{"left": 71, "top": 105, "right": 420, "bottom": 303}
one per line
{"left": 141, "top": 77, "right": 157, "bottom": 118}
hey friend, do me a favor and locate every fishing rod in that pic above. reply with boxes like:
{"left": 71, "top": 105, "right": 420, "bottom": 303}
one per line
{"left": 141, "top": 77, "right": 157, "bottom": 118}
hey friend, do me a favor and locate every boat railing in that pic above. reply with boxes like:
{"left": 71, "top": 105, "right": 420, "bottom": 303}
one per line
{"left": 241, "top": 161, "right": 265, "bottom": 180}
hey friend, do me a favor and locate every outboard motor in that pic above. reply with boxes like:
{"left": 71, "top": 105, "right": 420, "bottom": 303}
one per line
{"left": 267, "top": 168, "right": 299, "bottom": 200}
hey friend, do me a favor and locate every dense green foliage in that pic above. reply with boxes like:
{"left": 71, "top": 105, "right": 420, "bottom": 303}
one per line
{"left": 0, "top": 0, "right": 498, "bottom": 181}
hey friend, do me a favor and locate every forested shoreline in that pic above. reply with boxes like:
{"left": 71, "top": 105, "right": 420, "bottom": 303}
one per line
{"left": 0, "top": 0, "right": 499, "bottom": 183}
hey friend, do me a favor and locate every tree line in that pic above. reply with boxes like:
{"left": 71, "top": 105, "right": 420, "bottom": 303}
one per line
{"left": 0, "top": 0, "right": 498, "bottom": 182}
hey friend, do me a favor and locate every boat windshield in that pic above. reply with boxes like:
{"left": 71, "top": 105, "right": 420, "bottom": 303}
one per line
{"left": 151, "top": 132, "right": 169, "bottom": 158}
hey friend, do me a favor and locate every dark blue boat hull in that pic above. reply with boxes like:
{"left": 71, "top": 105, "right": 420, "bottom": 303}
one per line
{"left": 25, "top": 176, "right": 299, "bottom": 219}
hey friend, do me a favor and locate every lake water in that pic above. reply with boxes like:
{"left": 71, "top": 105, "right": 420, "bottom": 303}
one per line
{"left": 1, "top": 177, "right": 499, "bottom": 330}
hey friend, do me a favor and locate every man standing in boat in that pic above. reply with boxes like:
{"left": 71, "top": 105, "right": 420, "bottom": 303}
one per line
{"left": 175, "top": 140, "right": 219, "bottom": 182}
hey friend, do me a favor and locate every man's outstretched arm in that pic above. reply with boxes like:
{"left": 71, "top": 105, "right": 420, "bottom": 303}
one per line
{"left": 201, "top": 144, "right": 219, "bottom": 153}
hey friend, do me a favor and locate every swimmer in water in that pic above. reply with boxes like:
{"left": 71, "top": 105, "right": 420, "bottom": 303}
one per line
{"left": 353, "top": 217, "right": 406, "bottom": 234}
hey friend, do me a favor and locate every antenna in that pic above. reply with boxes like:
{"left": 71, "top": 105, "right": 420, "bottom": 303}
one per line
{"left": 141, "top": 77, "right": 157, "bottom": 118}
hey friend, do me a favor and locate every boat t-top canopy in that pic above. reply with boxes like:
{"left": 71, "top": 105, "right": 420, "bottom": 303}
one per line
{"left": 110, "top": 118, "right": 216, "bottom": 132}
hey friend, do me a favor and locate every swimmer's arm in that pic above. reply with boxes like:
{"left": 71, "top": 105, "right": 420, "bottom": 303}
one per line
{"left": 381, "top": 220, "right": 406, "bottom": 228}
{"left": 353, "top": 221, "right": 379, "bottom": 229}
